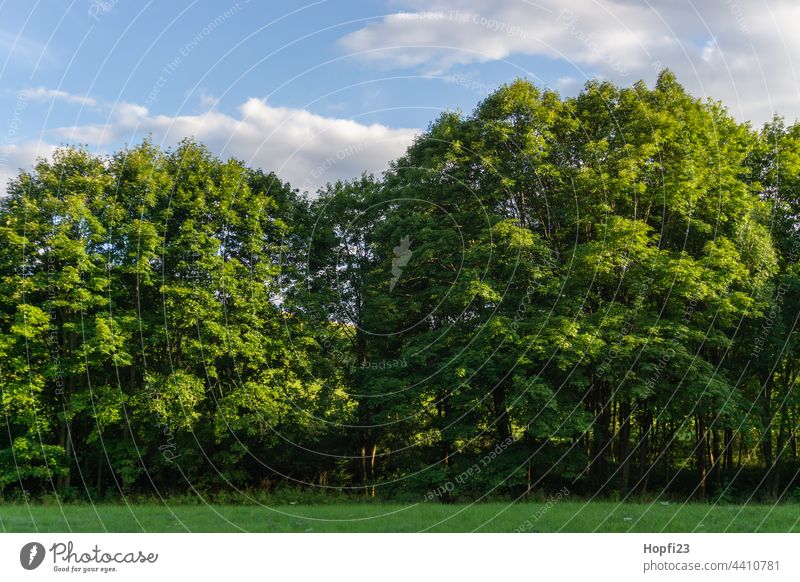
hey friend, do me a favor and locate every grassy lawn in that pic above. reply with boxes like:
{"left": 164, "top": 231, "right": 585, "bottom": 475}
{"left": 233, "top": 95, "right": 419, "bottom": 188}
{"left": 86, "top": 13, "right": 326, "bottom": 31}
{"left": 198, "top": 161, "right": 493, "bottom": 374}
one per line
{"left": 1, "top": 501, "right": 798, "bottom": 532}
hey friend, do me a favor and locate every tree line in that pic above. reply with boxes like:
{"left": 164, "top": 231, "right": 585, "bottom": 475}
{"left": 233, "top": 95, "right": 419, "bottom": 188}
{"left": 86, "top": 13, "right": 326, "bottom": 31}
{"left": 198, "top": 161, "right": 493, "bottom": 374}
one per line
{"left": 2, "top": 71, "right": 800, "bottom": 502}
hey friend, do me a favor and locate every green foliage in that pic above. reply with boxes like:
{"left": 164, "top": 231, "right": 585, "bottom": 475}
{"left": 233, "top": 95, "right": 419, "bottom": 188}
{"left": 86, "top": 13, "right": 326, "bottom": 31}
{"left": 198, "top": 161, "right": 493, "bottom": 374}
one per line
{"left": 1, "top": 74, "right": 800, "bottom": 502}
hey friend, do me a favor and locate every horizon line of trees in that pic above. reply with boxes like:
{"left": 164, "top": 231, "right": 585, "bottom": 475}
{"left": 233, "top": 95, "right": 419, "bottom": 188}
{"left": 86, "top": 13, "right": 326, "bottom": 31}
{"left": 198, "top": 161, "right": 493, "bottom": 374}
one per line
{"left": 3, "top": 70, "right": 800, "bottom": 503}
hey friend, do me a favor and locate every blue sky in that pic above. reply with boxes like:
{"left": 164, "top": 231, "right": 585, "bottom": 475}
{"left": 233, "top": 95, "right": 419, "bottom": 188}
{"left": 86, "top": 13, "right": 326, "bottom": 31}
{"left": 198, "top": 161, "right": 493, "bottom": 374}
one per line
{"left": 2, "top": 0, "right": 799, "bottom": 191}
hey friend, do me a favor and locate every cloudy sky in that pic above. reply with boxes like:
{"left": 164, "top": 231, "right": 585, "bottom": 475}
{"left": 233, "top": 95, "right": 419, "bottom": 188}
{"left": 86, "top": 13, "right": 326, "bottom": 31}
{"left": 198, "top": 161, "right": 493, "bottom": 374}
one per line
{"left": 1, "top": 0, "right": 798, "bottom": 192}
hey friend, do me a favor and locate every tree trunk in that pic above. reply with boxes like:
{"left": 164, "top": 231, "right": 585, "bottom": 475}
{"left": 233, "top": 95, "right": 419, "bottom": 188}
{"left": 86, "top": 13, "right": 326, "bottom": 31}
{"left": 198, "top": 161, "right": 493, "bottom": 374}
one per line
{"left": 772, "top": 400, "right": 789, "bottom": 498}
{"left": 711, "top": 428, "right": 721, "bottom": 490}
{"left": 370, "top": 443, "right": 377, "bottom": 497}
{"left": 591, "top": 382, "right": 611, "bottom": 487}
{"left": 96, "top": 451, "right": 104, "bottom": 496}
{"left": 762, "top": 383, "right": 774, "bottom": 472}
{"left": 696, "top": 415, "right": 707, "bottom": 502}
{"left": 618, "top": 400, "right": 632, "bottom": 494}
{"left": 723, "top": 429, "right": 734, "bottom": 471}
{"left": 492, "top": 381, "right": 511, "bottom": 445}
{"left": 360, "top": 445, "right": 367, "bottom": 494}
{"left": 637, "top": 409, "right": 651, "bottom": 494}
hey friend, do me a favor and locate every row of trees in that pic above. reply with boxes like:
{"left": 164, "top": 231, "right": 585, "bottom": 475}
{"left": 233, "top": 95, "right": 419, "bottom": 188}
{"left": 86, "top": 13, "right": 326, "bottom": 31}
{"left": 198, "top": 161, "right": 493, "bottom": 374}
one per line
{"left": 2, "top": 71, "right": 800, "bottom": 501}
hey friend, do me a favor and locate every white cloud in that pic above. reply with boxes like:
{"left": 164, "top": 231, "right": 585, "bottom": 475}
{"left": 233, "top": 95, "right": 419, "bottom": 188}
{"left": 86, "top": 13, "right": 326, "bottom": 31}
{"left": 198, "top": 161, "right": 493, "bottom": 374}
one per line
{"left": 556, "top": 75, "right": 580, "bottom": 92}
{"left": 0, "top": 30, "right": 51, "bottom": 66}
{"left": 338, "top": 0, "right": 800, "bottom": 125}
{"left": 338, "top": 2, "right": 666, "bottom": 74}
{"left": 701, "top": 39, "right": 719, "bottom": 65}
{"left": 47, "top": 99, "right": 418, "bottom": 192}
{"left": 0, "top": 140, "right": 57, "bottom": 191}
{"left": 20, "top": 87, "right": 97, "bottom": 107}
{"left": 196, "top": 89, "right": 220, "bottom": 111}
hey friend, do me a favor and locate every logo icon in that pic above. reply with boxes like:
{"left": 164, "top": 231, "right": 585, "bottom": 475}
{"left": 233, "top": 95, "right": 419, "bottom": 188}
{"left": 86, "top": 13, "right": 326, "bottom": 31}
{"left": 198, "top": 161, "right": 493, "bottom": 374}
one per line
{"left": 390, "top": 235, "right": 413, "bottom": 291}
{"left": 20, "top": 542, "right": 46, "bottom": 570}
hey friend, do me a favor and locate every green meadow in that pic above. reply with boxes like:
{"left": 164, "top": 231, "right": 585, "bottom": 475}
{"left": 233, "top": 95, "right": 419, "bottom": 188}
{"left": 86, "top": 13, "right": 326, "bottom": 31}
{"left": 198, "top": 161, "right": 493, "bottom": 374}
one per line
{"left": 1, "top": 502, "right": 798, "bottom": 533}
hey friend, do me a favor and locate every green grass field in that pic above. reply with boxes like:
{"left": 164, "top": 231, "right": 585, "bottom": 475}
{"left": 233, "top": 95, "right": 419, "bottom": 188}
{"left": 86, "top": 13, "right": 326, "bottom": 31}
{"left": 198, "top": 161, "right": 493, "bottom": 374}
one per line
{"left": 1, "top": 501, "right": 798, "bottom": 532}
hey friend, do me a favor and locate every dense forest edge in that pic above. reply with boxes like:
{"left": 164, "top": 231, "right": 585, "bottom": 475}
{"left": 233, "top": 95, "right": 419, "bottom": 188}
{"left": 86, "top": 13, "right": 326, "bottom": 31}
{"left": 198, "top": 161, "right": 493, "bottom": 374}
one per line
{"left": 3, "top": 70, "right": 800, "bottom": 504}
